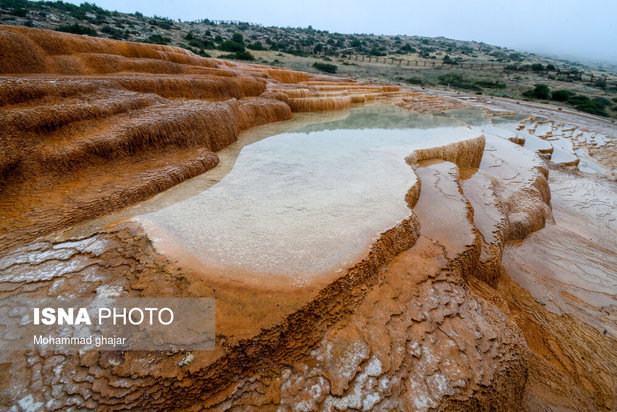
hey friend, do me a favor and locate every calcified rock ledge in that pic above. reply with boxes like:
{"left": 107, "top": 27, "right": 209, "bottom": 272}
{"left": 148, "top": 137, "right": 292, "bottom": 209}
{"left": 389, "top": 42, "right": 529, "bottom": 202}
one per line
{"left": 0, "top": 26, "right": 616, "bottom": 411}
{"left": 0, "top": 26, "right": 463, "bottom": 253}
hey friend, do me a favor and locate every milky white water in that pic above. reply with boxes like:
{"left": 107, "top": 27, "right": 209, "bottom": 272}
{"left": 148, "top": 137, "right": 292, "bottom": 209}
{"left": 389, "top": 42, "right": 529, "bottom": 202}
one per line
{"left": 136, "top": 106, "right": 479, "bottom": 281}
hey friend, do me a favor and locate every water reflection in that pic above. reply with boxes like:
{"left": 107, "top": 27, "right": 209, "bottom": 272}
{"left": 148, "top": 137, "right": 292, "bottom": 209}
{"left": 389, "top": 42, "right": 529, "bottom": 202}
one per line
{"left": 137, "top": 105, "right": 478, "bottom": 283}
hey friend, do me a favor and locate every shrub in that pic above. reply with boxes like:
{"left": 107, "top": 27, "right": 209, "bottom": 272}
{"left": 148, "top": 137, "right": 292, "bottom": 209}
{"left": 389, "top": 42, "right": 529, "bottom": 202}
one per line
{"left": 312, "top": 62, "right": 337, "bottom": 73}
{"left": 234, "top": 50, "right": 254, "bottom": 60}
{"left": 11, "top": 7, "right": 27, "bottom": 16}
{"left": 574, "top": 101, "right": 608, "bottom": 116}
{"left": 592, "top": 97, "right": 611, "bottom": 107}
{"left": 531, "top": 63, "right": 544, "bottom": 72}
{"left": 283, "top": 48, "right": 308, "bottom": 57}
{"left": 399, "top": 43, "right": 415, "bottom": 53}
{"left": 101, "top": 25, "right": 125, "bottom": 39}
{"left": 567, "top": 94, "right": 590, "bottom": 105}
{"left": 219, "top": 40, "right": 245, "bottom": 52}
{"left": 505, "top": 64, "right": 523, "bottom": 72}
{"left": 521, "top": 90, "right": 534, "bottom": 99}
{"left": 533, "top": 84, "right": 551, "bottom": 99}
{"left": 551, "top": 89, "right": 574, "bottom": 101}
{"left": 443, "top": 55, "right": 456, "bottom": 65}
{"left": 475, "top": 80, "right": 506, "bottom": 89}
{"left": 56, "top": 24, "right": 97, "bottom": 36}
{"left": 508, "top": 52, "right": 523, "bottom": 62}
{"left": 522, "top": 84, "right": 550, "bottom": 99}
{"left": 368, "top": 47, "right": 386, "bottom": 56}
{"left": 405, "top": 77, "right": 425, "bottom": 86}
{"left": 438, "top": 73, "right": 481, "bottom": 91}
{"left": 247, "top": 41, "right": 265, "bottom": 50}
{"left": 220, "top": 51, "right": 255, "bottom": 61}
{"left": 593, "top": 78, "right": 607, "bottom": 90}
{"left": 146, "top": 34, "right": 171, "bottom": 45}
{"left": 149, "top": 18, "right": 172, "bottom": 30}
{"left": 350, "top": 38, "right": 362, "bottom": 48}
{"left": 557, "top": 94, "right": 609, "bottom": 116}
{"left": 231, "top": 32, "right": 244, "bottom": 44}
{"left": 188, "top": 38, "right": 215, "bottom": 49}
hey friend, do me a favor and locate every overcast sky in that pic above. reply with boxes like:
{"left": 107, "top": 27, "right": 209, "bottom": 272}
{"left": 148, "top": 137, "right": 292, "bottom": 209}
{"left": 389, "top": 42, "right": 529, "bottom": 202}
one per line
{"left": 64, "top": 0, "right": 617, "bottom": 63}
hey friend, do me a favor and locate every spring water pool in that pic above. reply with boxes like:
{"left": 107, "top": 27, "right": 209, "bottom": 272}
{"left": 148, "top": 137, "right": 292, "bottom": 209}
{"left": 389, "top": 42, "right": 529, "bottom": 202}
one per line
{"left": 136, "top": 106, "right": 480, "bottom": 286}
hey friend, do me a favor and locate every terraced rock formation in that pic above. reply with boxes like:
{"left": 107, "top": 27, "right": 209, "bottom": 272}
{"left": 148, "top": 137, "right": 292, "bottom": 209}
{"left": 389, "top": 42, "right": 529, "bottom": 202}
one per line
{"left": 0, "top": 25, "right": 463, "bottom": 254}
{"left": 0, "top": 26, "right": 616, "bottom": 411}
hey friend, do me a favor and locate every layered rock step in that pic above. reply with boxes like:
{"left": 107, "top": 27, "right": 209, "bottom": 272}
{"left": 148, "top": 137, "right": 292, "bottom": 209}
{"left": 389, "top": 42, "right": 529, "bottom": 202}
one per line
{"left": 0, "top": 83, "right": 293, "bottom": 252}
{"left": 488, "top": 114, "right": 616, "bottom": 171}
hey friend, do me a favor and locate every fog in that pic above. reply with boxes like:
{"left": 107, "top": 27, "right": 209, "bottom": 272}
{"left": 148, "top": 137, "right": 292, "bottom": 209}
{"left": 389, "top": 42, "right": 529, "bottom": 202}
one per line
{"left": 63, "top": 0, "right": 617, "bottom": 64}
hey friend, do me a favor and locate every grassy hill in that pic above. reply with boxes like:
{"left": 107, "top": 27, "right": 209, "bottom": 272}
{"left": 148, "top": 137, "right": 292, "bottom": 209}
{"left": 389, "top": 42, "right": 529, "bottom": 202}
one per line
{"left": 2, "top": 0, "right": 617, "bottom": 118}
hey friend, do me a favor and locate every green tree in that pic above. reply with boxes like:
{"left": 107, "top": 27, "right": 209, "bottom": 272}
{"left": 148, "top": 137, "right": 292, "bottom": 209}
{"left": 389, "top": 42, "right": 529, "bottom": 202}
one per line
{"left": 399, "top": 43, "right": 415, "bottom": 53}
{"left": 443, "top": 55, "right": 456, "bottom": 64}
{"left": 232, "top": 32, "right": 244, "bottom": 44}
{"left": 350, "top": 38, "right": 362, "bottom": 48}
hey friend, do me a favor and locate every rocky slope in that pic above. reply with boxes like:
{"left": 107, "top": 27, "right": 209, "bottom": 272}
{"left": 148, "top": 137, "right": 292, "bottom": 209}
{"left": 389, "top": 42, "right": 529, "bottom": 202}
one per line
{"left": 0, "top": 26, "right": 615, "bottom": 411}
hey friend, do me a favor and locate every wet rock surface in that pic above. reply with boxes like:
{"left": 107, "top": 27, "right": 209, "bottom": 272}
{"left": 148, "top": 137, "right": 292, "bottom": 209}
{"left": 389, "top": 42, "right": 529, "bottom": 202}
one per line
{"left": 0, "top": 25, "right": 616, "bottom": 411}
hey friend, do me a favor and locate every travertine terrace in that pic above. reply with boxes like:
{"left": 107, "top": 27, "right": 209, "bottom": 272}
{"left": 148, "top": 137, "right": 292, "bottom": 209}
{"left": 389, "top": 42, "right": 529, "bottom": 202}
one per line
{"left": 0, "top": 26, "right": 616, "bottom": 411}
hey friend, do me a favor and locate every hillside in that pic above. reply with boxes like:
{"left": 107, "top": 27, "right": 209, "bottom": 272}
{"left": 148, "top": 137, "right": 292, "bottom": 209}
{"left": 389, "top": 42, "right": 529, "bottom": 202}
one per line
{"left": 1, "top": 0, "right": 617, "bottom": 119}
